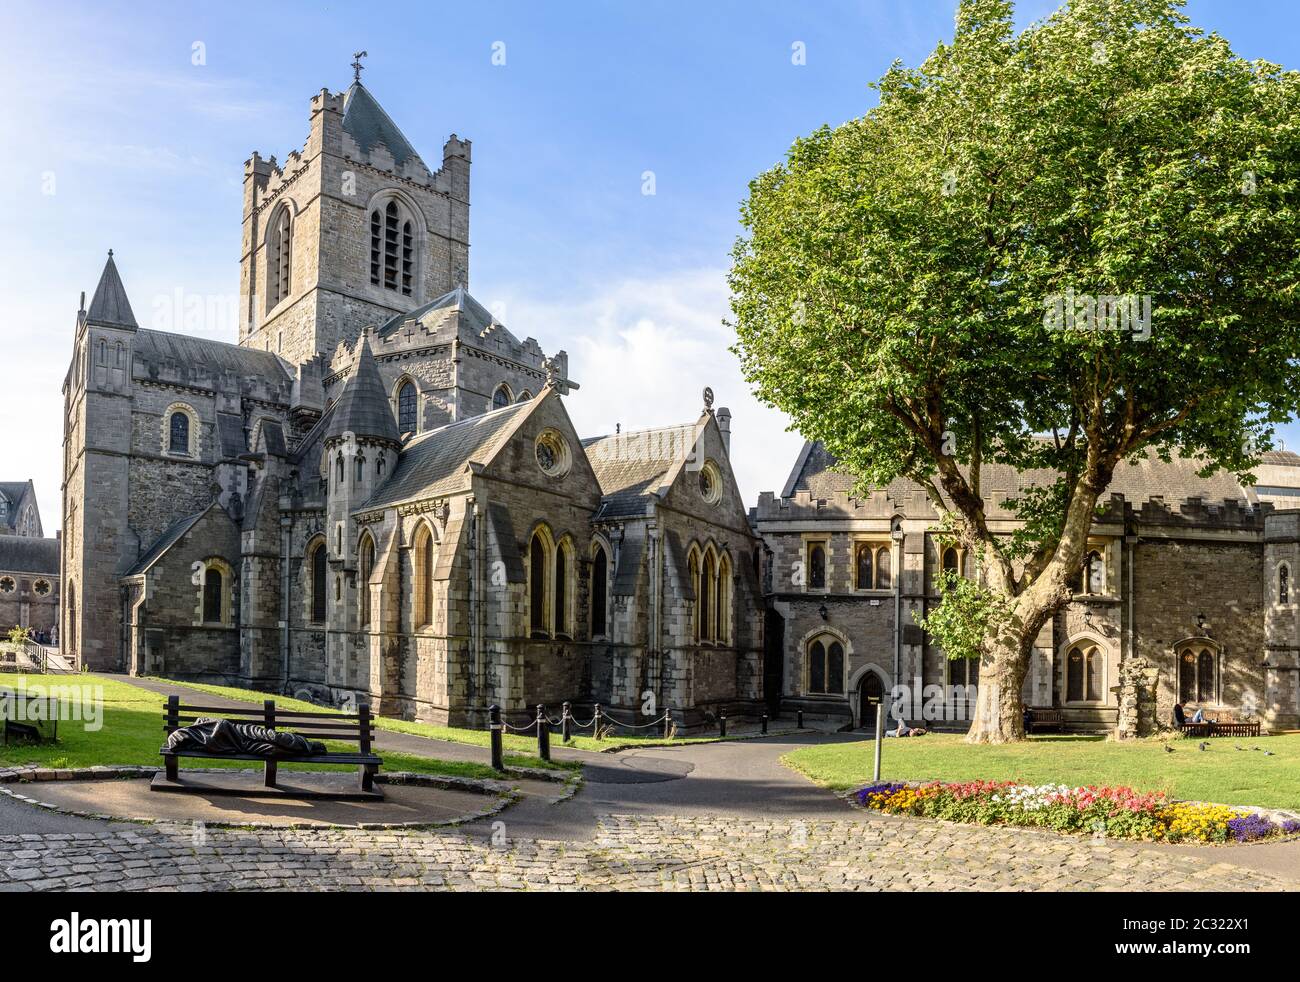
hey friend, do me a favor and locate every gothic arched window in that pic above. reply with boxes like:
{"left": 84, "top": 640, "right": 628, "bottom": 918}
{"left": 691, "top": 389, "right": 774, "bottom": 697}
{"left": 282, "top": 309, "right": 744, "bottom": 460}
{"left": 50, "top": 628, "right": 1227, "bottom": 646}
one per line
{"left": 1085, "top": 549, "right": 1105, "bottom": 595}
{"left": 1280, "top": 563, "right": 1291, "bottom": 605}
{"left": 414, "top": 523, "right": 435, "bottom": 629}
{"left": 717, "top": 552, "right": 732, "bottom": 645}
{"left": 855, "top": 543, "right": 873, "bottom": 590}
{"left": 1197, "top": 648, "right": 1216, "bottom": 704}
{"left": 354, "top": 455, "right": 365, "bottom": 486}
{"left": 336, "top": 453, "right": 345, "bottom": 487}
{"left": 701, "top": 550, "right": 716, "bottom": 643}
{"left": 370, "top": 199, "right": 414, "bottom": 297}
{"left": 875, "top": 546, "right": 891, "bottom": 590}
{"left": 397, "top": 381, "right": 417, "bottom": 435}
{"left": 358, "top": 533, "right": 375, "bottom": 627}
{"left": 591, "top": 542, "right": 609, "bottom": 638}
{"left": 529, "top": 529, "right": 550, "bottom": 638}
{"left": 807, "top": 635, "right": 845, "bottom": 695}
{"left": 203, "top": 567, "right": 224, "bottom": 623}
{"left": 169, "top": 412, "right": 190, "bottom": 455}
{"left": 309, "top": 540, "right": 327, "bottom": 624}
{"left": 492, "top": 384, "right": 512, "bottom": 410}
{"left": 808, "top": 543, "right": 826, "bottom": 590}
{"left": 554, "top": 540, "right": 571, "bottom": 637}
{"left": 269, "top": 206, "right": 291, "bottom": 307}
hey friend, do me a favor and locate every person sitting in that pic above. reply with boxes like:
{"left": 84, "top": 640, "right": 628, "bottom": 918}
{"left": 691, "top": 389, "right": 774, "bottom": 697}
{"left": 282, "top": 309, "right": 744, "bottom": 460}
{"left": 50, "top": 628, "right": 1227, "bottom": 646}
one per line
{"left": 1172, "top": 703, "right": 1186, "bottom": 727}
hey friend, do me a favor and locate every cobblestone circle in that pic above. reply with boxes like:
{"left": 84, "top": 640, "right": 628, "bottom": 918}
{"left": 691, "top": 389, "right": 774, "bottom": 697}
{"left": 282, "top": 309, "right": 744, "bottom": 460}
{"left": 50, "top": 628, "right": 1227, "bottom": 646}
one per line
{"left": 0, "top": 813, "right": 1291, "bottom": 892}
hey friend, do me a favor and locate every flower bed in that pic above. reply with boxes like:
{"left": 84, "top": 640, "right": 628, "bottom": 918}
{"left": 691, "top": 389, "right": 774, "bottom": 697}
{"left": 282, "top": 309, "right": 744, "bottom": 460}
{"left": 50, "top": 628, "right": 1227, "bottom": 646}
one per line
{"left": 854, "top": 781, "right": 1300, "bottom": 844}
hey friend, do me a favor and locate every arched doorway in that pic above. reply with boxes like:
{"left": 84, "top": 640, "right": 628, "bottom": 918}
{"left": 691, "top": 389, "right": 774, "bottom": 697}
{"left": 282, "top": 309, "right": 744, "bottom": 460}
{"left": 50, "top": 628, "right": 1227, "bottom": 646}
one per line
{"left": 858, "top": 672, "right": 884, "bottom": 729}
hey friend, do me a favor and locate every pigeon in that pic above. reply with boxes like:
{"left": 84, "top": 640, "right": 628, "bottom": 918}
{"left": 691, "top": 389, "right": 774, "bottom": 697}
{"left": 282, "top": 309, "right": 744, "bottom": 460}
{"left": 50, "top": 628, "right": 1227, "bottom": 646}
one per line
{"left": 1235, "top": 744, "right": 1247, "bottom": 751}
{"left": 1264, "top": 751, "right": 1275, "bottom": 757}
{"left": 1253, "top": 746, "right": 1263, "bottom": 751}
{"left": 1199, "top": 741, "right": 1209, "bottom": 752}
{"left": 1164, "top": 744, "right": 1175, "bottom": 753}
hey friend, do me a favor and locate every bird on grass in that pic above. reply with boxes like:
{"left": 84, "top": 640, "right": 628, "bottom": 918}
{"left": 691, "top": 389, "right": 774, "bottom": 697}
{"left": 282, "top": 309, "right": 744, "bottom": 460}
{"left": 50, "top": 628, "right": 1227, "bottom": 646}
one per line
{"left": 1164, "top": 744, "right": 1175, "bottom": 753}
{"left": 1235, "top": 744, "right": 1248, "bottom": 751}
{"left": 1264, "top": 751, "right": 1276, "bottom": 757}
{"left": 1199, "top": 741, "right": 1209, "bottom": 752}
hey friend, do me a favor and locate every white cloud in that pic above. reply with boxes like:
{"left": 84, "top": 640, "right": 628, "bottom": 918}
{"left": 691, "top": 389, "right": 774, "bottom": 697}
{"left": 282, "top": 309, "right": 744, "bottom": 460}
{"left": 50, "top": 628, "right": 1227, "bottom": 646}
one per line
{"left": 483, "top": 268, "right": 806, "bottom": 507}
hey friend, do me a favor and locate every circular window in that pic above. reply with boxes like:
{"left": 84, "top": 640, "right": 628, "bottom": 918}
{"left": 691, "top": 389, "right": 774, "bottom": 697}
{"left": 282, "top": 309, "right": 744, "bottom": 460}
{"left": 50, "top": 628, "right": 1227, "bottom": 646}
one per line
{"left": 697, "top": 460, "right": 722, "bottom": 504}
{"left": 0, "top": 577, "right": 13, "bottom": 594}
{"left": 535, "top": 429, "right": 571, "bottom": 478}
{"left": 34, "top": 580, "right": 51, "bottom": 597}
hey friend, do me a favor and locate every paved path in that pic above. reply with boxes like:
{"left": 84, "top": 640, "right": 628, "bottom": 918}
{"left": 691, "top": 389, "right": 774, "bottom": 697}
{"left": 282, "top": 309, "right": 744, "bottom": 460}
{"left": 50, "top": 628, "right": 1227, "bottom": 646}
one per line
{"left": 1, "top": 812, "right": 1291, "bottom": 892}
{"left": 2, "top": 675, "right": 1297, "bottom": 891}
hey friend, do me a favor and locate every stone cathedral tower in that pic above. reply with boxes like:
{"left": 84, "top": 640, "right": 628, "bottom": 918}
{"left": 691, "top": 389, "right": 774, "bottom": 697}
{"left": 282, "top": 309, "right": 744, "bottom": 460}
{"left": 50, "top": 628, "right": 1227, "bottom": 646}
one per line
{"left": 239, "top": 72, "right": 471, "bottom": 364}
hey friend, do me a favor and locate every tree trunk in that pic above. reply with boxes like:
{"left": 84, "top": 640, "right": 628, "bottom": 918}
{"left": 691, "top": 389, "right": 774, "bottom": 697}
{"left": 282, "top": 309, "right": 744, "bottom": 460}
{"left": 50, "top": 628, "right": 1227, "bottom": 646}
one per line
{"left": 964, "top": 479, "right": 1106, "bottom": 744}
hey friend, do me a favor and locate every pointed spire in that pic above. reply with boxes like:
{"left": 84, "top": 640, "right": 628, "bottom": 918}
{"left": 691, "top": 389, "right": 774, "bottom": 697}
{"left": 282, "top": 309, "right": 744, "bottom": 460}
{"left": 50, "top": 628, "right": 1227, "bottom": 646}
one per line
{"left": 86, "top": 250, "right": 138, "bottom": 330}
{"left": 325, "top": 330, "right": 400, "bottom": 445}
{"left": 341, "top": 81, "right": 420, "bottom": 166}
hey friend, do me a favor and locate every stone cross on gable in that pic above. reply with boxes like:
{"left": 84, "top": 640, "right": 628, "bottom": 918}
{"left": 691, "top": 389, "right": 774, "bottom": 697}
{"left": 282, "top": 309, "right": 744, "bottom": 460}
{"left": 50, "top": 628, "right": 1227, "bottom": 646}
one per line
{"left": 352, "top": 51, "right": 368, "bottom": 83}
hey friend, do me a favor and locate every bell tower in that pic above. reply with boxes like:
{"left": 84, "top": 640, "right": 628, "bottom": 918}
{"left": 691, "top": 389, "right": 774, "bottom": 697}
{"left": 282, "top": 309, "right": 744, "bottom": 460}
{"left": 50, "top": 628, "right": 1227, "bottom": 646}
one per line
{"left": 239, "top": 62, "right": 471, "bottom": 365}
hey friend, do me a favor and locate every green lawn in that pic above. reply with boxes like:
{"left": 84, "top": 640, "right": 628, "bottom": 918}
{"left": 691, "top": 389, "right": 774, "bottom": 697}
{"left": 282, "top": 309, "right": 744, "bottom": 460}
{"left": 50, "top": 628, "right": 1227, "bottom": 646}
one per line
{"left": 149, "top": 676, "right": 747, "bottom": 754}
{"left": 0, "top": 674, "right": 548, "bottom": 782}
{"left": 784, "top": 733, "right": 1300, "bottom": 810}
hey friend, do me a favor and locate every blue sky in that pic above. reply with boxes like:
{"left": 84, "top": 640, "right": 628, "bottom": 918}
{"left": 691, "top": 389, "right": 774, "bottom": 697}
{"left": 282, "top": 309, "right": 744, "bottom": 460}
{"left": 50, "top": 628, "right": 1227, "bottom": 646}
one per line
{"left": 2, "top": 0, "right": 1298, "bottom": 529}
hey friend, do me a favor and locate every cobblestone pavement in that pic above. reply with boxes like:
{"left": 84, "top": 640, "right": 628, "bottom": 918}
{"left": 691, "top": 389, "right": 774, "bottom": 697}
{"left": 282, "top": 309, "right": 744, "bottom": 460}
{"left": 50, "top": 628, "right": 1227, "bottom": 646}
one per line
{"left": 0, "top": 813, "right": 1291, "bottom": 892}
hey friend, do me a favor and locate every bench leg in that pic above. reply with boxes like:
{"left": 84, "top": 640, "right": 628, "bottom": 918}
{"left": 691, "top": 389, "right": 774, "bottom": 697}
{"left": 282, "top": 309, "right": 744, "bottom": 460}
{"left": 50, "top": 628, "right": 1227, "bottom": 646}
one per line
{"left": 265, "top": 758, "right": 277, "bottom": 788}
{"left": 360, "top": 764, "right": 375, "bottom": 793}
{"left": 165, "top": 755, "right": 178, "bottom": 782}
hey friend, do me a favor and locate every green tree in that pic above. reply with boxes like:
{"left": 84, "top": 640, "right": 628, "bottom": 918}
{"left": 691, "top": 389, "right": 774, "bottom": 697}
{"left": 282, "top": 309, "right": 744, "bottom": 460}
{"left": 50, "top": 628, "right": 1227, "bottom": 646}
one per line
{"left": 729, "top": 0, "right": 1300, "bottom": 741}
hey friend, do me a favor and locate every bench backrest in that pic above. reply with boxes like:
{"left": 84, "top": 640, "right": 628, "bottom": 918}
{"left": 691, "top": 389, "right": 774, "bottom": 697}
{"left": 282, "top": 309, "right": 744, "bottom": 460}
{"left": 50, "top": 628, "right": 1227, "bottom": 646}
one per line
{"left": 163, "top": 695, "right": 375, "bottom": 754}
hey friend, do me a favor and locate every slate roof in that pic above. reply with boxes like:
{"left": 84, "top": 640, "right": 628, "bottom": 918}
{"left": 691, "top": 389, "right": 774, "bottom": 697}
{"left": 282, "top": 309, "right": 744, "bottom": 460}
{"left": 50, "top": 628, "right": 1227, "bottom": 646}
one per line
{"left": 779, "top": 441, "right": 1258, "bottom": 507}
{"left": 326, "top": 334, "right": 400, "bottom": 444}
{"left": 0, "top": 536, "right": 59, "bottom": 576}
{"left": 376, "top": 286, "right": 500, "bottom": 339}
{"left": 342, "top": 83, "right": 420, "bottom": 166}
{"left": 611, "top": 538, "right": 642, "bottom": 597}
{"left": 133, "top": 330, "right": 290, "bottom": 380}
{"left": 582, "top": 422, "right": 702, "bottom": 520}
{"left": 0, "top": 482, "right": 32, "bottom": 533}
{"left": 125, "top": 511, "right": 207, "bottom": 576}
{"left": 85, "top": 252, "right": 137, "bottom": 329}
{"left": 487, "top": 502, "right": 526, "bottom": 584}
{"left": 362, "top": 401, "right": 531, "bottom": 509}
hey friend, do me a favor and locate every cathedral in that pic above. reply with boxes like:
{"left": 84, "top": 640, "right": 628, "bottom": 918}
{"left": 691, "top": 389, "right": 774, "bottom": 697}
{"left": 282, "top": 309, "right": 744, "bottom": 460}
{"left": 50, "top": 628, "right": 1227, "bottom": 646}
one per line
{"left": 60, "top": 72, "right": 764, "bottom": 729}
{"left": 59, "top": 68, "right": 1300, "bottom": 739}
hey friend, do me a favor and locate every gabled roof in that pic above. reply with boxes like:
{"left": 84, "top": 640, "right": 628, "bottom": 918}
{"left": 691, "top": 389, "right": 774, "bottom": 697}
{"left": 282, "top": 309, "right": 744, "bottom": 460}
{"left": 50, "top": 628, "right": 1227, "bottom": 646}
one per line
{"left": 376, "top": 285, "right": 503, "bottom": 340}
{"left": 325, "top": 333, "right": 399, "bottom": 444}
{"left": 342, "top": 82, "right": 420, "bottom": 166}
{"left": 125, "top": 510, "right": 208, "bottom": 576}
{"left": 85, "top": 252, "right": 138, "bottom": 329}
{"left": 362, "top": 401, "right": 532, "bottom": 509}
{"left": 0, "top": 481, "right": 33, "bottom": 533}
{"left": 0, "top": 537, "right": 59, "bottom": 576}
{"left": 582, "top": 421, "right": 702, "bottom": 520}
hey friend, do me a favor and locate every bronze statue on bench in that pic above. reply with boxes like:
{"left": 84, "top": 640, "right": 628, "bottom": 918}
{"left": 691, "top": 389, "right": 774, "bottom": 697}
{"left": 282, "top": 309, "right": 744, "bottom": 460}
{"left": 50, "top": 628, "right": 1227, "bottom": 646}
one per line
{"left": 154, "top": 695, "right": 382, "bottom": 799}
{"left": 164, "top": 718, "right": 326, "bottom": 758}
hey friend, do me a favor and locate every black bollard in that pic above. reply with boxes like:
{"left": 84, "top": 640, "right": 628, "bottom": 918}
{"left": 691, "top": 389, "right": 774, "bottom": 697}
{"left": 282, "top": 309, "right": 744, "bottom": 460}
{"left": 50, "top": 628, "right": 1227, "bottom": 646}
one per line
{"left": 593, "top": 703, "right": 603, "bottom": 741}
{"left": 761, "top": 713, "right": 768, "bottom": 735}
{"left": 536, "top": 704, "right": 550, "bottom": 762}
{"left": 797, "top": 709, "right": 804, "bottom": 729}
{"left": 561, "top": 701, "right": 572, "bottom": 743}
{"left": 719, "top": 710, "right": 727, "bottom": 738}
{"left": 488, "top": 704, "right": 504, "bottom": 771}
{"left": 663, "top": 706, "right": 673, "bottom": 740}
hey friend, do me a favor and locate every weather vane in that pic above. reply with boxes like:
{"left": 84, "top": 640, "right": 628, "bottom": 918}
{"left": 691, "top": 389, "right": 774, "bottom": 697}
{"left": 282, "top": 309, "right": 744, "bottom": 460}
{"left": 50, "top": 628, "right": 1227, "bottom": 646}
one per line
{"left": 351, "top": 51, "right": 368, "bottom": 83}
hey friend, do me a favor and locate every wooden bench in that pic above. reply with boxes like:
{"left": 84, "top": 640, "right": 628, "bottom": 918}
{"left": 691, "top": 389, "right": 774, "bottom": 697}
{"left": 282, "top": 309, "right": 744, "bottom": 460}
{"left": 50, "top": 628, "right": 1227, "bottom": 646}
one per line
{"left": 1180, "top": 718, "right": 1261, "bottom": 738}
{"left": 157, "top": 695, "right": 382, "bottom": 798}
{"left": 1025, "top": 708, "right": 1063, "bottom": 734}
